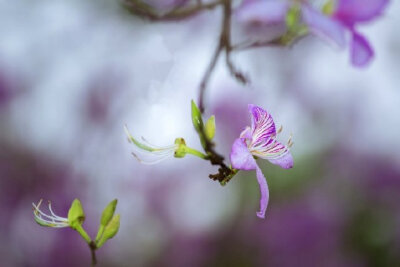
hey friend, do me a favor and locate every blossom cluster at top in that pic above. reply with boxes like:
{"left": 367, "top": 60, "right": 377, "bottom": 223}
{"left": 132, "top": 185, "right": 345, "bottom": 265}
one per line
{"left": 237, "top": 0, "right": 390, "bottom": 67}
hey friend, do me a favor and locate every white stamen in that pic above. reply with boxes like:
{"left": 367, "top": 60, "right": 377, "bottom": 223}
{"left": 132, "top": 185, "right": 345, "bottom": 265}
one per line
{"left": 277, "top": 125, "right": 283, "bottom": 134}
{"left": 32, "top": 200, "right": 69, "bottom": 228}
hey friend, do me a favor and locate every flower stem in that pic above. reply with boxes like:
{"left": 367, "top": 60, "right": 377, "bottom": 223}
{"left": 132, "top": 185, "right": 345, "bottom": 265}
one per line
{"left": 185, "top": 146, "right": 208, "bottom": 159}
{"left": 76, "top": 224, "right": 91, "bottom": 244}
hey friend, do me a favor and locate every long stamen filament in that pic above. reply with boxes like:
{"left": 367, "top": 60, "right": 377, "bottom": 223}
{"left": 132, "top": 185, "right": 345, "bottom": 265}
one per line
{"left": 32, "top": 200, "right": 69, "bottom": 227}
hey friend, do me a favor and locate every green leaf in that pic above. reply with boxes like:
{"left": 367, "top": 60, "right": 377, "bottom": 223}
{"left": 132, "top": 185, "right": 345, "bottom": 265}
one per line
{"left": 204, "top": 115, "right": 216, "bottom": 141}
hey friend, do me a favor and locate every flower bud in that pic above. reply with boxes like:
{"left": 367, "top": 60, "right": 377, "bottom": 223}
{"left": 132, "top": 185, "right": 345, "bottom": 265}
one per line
{"left": 191, "top": 100, "right": 204, "bottom": 133}
{"left": 68, "top": 199, "right": 85, "bottom": 230}
{"left": 100, "top": 199, "right": 118, "bottom": 226}
{"left": 285, "top": 5, "right": 300, "bottom": 30}
{"left": 204, "top": 115, "right": 216, "bottom": 141}
{"left": 97, "top": 214, "right": 120, "bottom": 248}
{"left": 322, "top": 0, "right": 335, "bottom": 15}
{"left": 174, "top": 138, "right": 187, "bottom": 158}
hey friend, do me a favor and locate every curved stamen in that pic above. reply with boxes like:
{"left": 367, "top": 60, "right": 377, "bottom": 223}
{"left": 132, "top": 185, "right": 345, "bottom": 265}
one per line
{"left": 140, "top": 137, "right": 177, "bottom": 151}
{"left": 48, "top": 201, "right": 68, "bottom": 221}
{"left": 32, "top": 200, "right": 69, "bottom": 228}
{"left": 131, "top": 151, "right": 174, "bottom": 165}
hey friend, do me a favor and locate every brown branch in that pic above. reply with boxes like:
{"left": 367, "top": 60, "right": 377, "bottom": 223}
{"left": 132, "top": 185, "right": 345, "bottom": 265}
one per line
{"left": 197, "top": 0, "right": 241, "bottom": 184}
{"left": 89, "top": 241, "right": 97, "bottom": 266}
{"left": 123, "top": 0, "right": 222, "bottom": 21}
{"left": 231, "top": 39, "right": 282, "bottom": 51}
{"left": 198, "top": 42, "right": 223, "bottom": 113}
{"left": 231, "top": 30, "right": 309, "bottom": 51}
{"left": 198, "top": 0, "right": 248, "bottom": 113}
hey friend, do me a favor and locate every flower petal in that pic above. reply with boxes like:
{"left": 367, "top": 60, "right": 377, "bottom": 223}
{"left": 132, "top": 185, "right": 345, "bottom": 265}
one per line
{"left": 248, "top": 104, "right": 276, "bottom": 143}
{"left": 334, "top": 0, "right": 389, "bottom": 25}
{"left": 236, "top": 0, "right": 289, "bottom": 24}
{"left": 240, "top": 126, "right": 252, "bottom": 139}
{"left": 350, "top": 31, "right": 374, "bottom": 67}
{"left": 267, "top": 150, "right": 294, "bottom": 169}
{"left": 252, "top": 137, "right": 293, "bottom": 168}
{"left": 301, "top": 4, "right": 346, "bottom": 48}
{"left": 230, "top": 138, "right": 257, "bottom": 170}
{"left": 255, "top": 164, "right": 269, "bottom": 219}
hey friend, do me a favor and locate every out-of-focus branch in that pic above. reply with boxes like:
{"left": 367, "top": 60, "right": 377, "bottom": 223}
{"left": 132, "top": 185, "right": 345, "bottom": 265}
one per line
{"left": 123, "top": 0, "right": 222, "bottom": 21}
{"left": 198, "top": 0, "right": 248, "bottom": 113}
{"left": 232, "top": 39, "right": 282, "bottom": 51}
{"left": 89, "top": 241, "right": 97, "bottom": 266}
{"left": 231, "top": 30, "right": 308, "bottom": 51}
{"left": 198, "top": 42, "right": 223, "bottom": 113}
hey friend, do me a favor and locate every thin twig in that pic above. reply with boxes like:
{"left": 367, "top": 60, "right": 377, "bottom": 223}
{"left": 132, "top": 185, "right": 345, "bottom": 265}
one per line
{"left": 223, "top": 0, "right": 248, "bottom": 85}
{"left": 89, "top": 241, "right": 97, "bottom": 266}
{"left": 198, "top": 0, "right": 239, "bottom": 184}
{"left": 231, "top": 31, "right": 308, "bottom": 51}
{"left": 231, "top": 39, "right": 282, "bottom": 51}
{"left": 124, "top": 0, "right": 221, "bottom": 21}
{"left": 198, "top": 41, "right": 223, "bottom": 113}
{"left": 198, "top": 0, "right": 248, "bottom": 112}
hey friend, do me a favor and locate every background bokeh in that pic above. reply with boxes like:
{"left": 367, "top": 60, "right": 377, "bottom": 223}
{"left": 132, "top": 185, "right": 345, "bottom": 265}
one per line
{"left": 1, "top": 0, "right": 400, "bottom": 266}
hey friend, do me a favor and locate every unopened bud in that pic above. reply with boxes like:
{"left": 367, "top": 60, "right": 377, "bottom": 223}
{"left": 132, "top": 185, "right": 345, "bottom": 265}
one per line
{"left": 100, "top": 199, "right": 118, "bottom": 226}
{"left": 191, "top": 100, "right": 204, "bottom": 133}
{"left": 204, "top": 115, "right": 216, "bottom": 141}
{"left": 97, "top": 214, "right": 120, "bottom": 248}
{"left": 68, "top": 199, "right": 85, "bottom": 230}
{"left": 174, "top": 138, "right": 187, "bottom": 158}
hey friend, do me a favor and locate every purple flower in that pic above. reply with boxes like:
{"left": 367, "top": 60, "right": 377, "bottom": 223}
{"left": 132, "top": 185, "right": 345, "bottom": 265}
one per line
{"left": 236, "top": 0, "right": 290, "bottom": 24}
{"left": 236, "top": 0, "right": 389, "bottom": 67}
{"left": 303, "top": 0, "right": 389, "bottom": 67}
{"left": 230, "top": 104, "right": 293, "bottom": 218}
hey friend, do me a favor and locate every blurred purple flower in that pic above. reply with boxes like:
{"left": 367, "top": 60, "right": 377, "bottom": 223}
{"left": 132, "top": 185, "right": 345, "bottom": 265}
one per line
{"left": 230, "top": 104, "right": 293, "bottom": 218}
{"left": 236, "top": 0, "right": 290, "bottom": 24}
{"left": 304, "top": 0, "right": 389, "bottom": 67}
{"left": 236, "top": 0, "right": 389, "bottom": 67}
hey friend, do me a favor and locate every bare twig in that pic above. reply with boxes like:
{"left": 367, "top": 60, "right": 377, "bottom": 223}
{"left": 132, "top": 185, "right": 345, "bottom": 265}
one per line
{"left": 124, "top": 0, "right": 221, "bottom": 21}
{"left": 232, "top": 30, "right": 308, "bottom": 51}
{"left": 89, "top": 241, "right": 97, "bottom": 266}
{"left": 198, "top": 0, "right": 248, "bottom": 112}
{"left": 198, "top": 0, "right": 242, "bottom": 184}
{"left": 232, "top": 39, "right": 282, "bottom": 51}
{"left": 198, "top": 43, "right": 223, "bottom": 113}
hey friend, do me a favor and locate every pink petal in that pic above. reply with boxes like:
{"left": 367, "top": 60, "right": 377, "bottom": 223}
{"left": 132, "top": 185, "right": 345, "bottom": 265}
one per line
{"left": 334, "top": 0, "right": 389, "bottom": 25}
{"left": 301, "top": 4, "right": 346, "bottom": 48}
{"left": 255, "top": 165, "right": 269, "bottom": 219}
{"left": 350, "top": 31, "right": 374, "bottom": 67}
{"left": 240, "top": 126, "right": 252, "bottom": 139}
{"left": 253, "top": 137, "right": 293, "bottom": 169}
{"left": 267, "top": 150, "right": 294, "bottom": 169}
{"left": 230, "top": 138, "right": 257, "bottom": 170}
{"left": 236, "top": 0, "right": 289, "bottom": 24}
{"left": 248, "top": 104, "right": 276, "bottom": 143}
